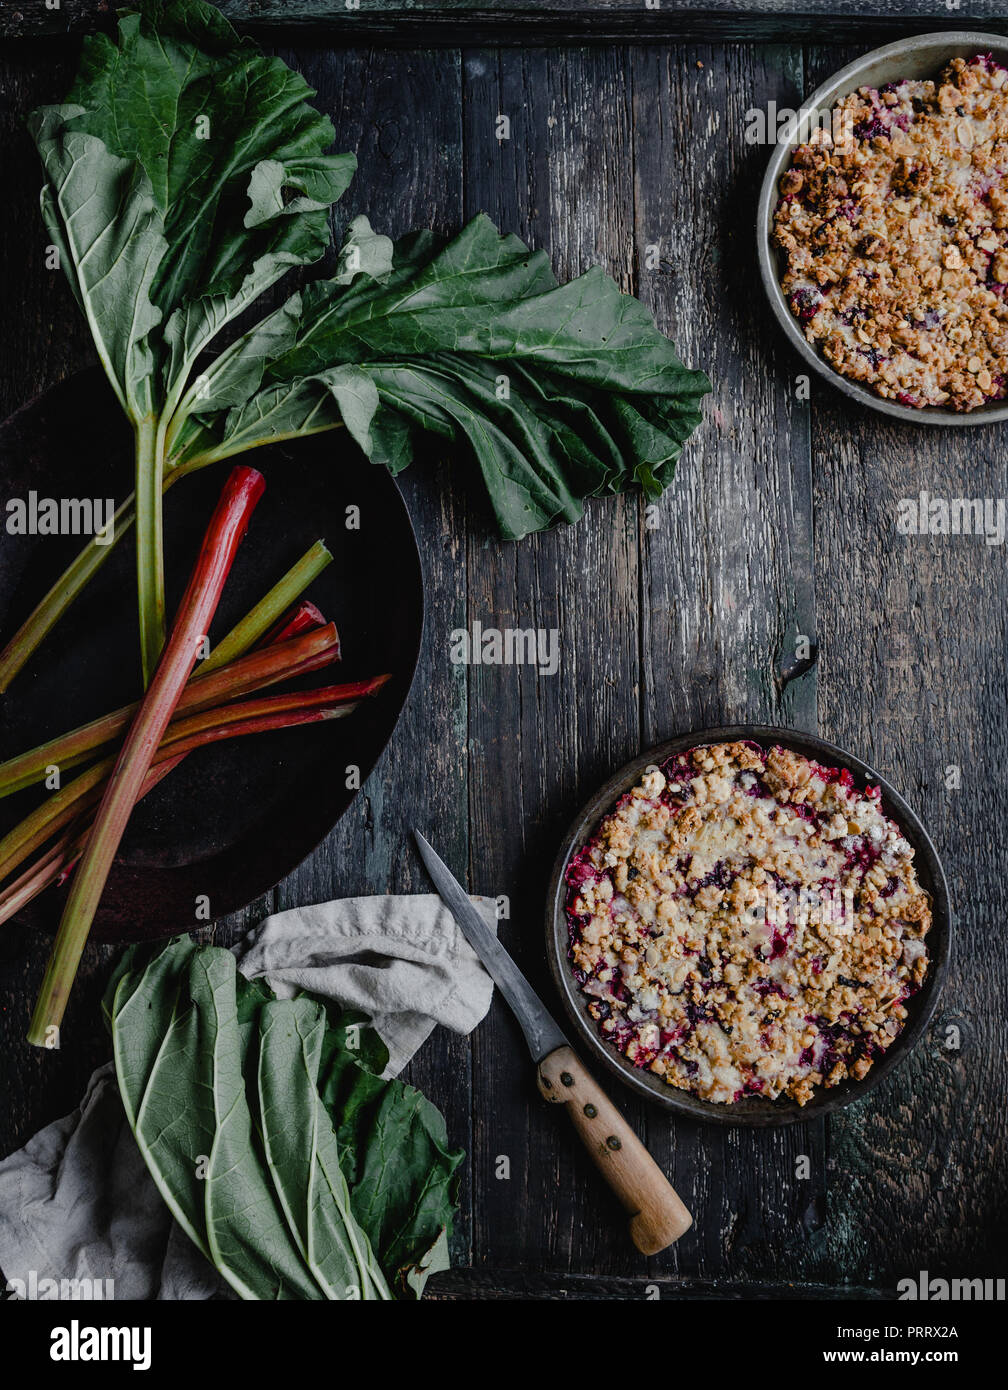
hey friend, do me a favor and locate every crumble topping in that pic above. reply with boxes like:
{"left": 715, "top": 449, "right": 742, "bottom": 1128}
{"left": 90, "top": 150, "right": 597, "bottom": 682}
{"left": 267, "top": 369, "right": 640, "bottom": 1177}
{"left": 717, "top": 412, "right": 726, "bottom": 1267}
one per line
{"left": 565, "top": 741, "right": 931, "bottom": 1106}
{"left": 773, "top": 54, "right": 1008, "bottom": 411}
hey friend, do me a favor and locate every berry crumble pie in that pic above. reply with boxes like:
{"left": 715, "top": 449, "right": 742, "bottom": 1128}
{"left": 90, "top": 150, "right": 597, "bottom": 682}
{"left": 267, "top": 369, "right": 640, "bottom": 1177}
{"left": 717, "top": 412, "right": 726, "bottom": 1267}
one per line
{"left": 565, "top": 742, "right": 931, "bottom": 1106}
{"left": 773, "top": 54, "right": 1008, "bottom": 411}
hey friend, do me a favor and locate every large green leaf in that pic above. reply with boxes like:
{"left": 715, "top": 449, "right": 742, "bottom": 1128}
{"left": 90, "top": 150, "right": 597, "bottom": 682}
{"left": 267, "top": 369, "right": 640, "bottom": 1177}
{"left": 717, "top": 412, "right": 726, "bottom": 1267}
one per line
{"left": 177, "top": 213, "right": 711, "bottom": 537}
{"left": 30, "top": 108, "right": 164, "bottom": 422}
{"left": 107, "top": 938, "right": 461, "bottom": 1300}
{"left": 256, "top": 997, "right": 389, "bottom": 1300}
{"left": 191, "top": 950, "right": 330, "bottom": 1300}
{"left": 109, "top": 943, "right": 217, "bottom": 1259}
{"left": 33, "top": 0, "right": 354, "bottom": 417}
{"left": 110, "top": 940, "right": 331, "bottom": 1298}
{"left": 318, "top": 1043, "right": 464, "bottom": 1299}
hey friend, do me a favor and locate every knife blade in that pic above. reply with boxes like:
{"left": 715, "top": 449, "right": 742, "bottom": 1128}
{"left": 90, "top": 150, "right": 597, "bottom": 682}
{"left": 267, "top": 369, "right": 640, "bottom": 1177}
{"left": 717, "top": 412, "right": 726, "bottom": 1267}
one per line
{"left": 413, "top": 830, "right": 568, "bottom": 1062}
{"left": 412, "top": 828, "right": 694, "bottom": 1254}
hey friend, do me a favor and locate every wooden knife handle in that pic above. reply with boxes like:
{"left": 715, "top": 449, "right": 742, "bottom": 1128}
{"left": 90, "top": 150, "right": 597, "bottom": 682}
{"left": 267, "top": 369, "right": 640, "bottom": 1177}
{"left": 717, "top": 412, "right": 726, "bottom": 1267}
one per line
{"left": 537, "top": 1045, "right": 693, "bottom": 1255}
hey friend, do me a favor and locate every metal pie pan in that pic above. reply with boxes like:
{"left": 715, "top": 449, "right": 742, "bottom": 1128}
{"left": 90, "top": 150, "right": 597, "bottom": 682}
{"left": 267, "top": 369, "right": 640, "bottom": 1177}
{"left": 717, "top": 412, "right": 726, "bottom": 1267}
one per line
{"left": 545, "top": 725, "right": 952, "bottom": 1127}
{"left": 756, "top": 31, "right": 1008, "bottom": 426}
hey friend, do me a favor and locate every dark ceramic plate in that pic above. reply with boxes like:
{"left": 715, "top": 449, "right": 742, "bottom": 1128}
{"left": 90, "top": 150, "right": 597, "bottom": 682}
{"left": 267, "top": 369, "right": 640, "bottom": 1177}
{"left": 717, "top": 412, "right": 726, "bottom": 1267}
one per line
{"left": 546, "top": 725, "right": 952, "bottom": 1127}
{"left": 0, "top": 368, "right": 423, "bottom": 943}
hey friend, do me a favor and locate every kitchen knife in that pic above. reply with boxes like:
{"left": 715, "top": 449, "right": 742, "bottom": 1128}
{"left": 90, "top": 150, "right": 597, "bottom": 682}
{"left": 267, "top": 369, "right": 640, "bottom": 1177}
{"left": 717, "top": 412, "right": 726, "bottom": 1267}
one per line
{"left": 413, "top": 830, "right": 693, "bottom": 1254}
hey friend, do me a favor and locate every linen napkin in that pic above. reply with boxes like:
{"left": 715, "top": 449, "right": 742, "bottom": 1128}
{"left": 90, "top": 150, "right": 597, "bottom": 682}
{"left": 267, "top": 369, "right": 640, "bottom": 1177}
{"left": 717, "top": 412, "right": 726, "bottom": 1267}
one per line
{"left": 0, "top": 893, "right": 495, "bottom": 1301}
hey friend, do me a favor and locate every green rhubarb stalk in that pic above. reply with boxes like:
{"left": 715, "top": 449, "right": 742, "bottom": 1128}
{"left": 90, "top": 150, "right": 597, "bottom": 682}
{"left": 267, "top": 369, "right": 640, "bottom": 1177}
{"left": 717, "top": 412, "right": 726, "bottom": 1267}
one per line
{"left": 0, "top": 826, "right": 87, "bottom": 928}
{"left": 0, "top": 494, "right": 138, "bottom": 694}
{"left": 0, "top": 448, "right": 222, "bottom": 694}
{"left": 28, "top": 464, "right": 266, "bottom": 1046}
{"left": 0, "top": 761, "right": 110, "bottom": 884}
{"left": 0, "top": 623, "right": 340, "bottom": 800}
{"left": 0, "top": 605, "right": 334, "bottom": 927}
{"left": 0, "top": 541, "right": 331, "bottom": 795}
{"left": 135, "top": 414, "right": 168, "bottom": 686}
{"left": 201, "top": 540, "right": 332, "bottom": 674}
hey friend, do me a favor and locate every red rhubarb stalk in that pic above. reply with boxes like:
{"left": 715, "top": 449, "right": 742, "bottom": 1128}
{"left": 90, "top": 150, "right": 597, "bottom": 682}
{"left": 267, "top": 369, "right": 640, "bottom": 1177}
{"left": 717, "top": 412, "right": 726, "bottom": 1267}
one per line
{"left": 0, "top": 665, "right": 375, "bottom": 885}
{"left": 259, "top": 600, "right": 328, "bottom": 648}
{"left": 0, "top": 623, "right": 341, "bottom": 799}
{"left": 0, "top": 832, "right": 84, "bottom": 925}
{"left": 0, "top": 607, "right": 332, "bottom": 922}
{"left": 27, "top": 465, "right": 266, "bottom": 1045}
{"left": 0, "top": 691, "right": 378, "bottom": 926}
{"left": 155, "top": 676, "right": 391, "bottom": 749}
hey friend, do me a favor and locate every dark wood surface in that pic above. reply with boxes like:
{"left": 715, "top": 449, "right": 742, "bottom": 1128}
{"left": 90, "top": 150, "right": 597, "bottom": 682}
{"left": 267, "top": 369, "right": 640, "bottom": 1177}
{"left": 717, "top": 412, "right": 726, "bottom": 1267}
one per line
{"left": 5, "top": 1, "right": 1008, "bottom": 45}
{"left": 0, "top": 14, "right": 1005, "bottom": 1298}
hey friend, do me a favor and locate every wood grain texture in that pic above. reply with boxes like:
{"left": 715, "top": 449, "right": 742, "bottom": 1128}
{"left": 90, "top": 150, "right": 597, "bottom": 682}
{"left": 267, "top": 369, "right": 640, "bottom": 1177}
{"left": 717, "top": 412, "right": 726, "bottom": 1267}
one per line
{"left": 5, "top": 2, "right": 1008, "bottom": 45}
{"left": 630, "top": 43, "right": 831, "bottom": 1287}
{"left": 426, "top": 1266, "right": 886, "bottom": 1298}
{"left": 792, "top": 43, "right": 1008, "bottom": 1285}
{"left": 460, "top": 43, "right": 649, "bottom": 1276}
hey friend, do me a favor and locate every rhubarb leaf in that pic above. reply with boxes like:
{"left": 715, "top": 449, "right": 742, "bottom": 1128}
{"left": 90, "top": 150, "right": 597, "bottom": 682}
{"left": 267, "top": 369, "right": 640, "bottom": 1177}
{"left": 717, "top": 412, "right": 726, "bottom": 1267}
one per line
{"left": 107, "top": 938, "right": 462, "bottom": 1300}
{"left": 317, "top": 1032, "right": 464, "bottom": 1299}
{"left": 176, "top": 213, "right": 710, "bottom": 538}
{"left": 26, "top": 0, "right": 356, "bottom": 679}
{"left": 257, "top": 997, "right": 390, "bottom": 1300}
{"left": 109, "top": 940, "right": 224, "bottom": 1261}
{"left": 55, "top": 0, "right": 355, "bottom": 401}
{"left": 189, "top": 949, "right": 328, "bottom": 1300}
{"left": 165, "top": 216, "right": 391, "bottom": 461}
{"left": 30, "top": 109, "right": 164, "bottom": 422}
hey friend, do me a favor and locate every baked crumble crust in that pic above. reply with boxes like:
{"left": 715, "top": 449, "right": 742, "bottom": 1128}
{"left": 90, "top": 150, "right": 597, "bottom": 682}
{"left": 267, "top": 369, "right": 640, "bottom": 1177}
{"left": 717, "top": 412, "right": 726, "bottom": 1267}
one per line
{"left": 773, "top": 54, "right": 1008, "bottom": 411}
{"left": 565, "top": 741, "right": 931, "bottom": 1106}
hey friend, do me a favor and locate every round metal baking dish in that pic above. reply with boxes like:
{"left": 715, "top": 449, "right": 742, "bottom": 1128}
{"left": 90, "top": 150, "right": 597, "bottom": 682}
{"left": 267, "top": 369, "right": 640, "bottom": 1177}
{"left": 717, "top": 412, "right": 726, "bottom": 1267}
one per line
{"left": 756, "top": 31, "right": 1008, "bottom": 426}
{"left": 545, "top": 725, "right": 952, "bottom": 1127}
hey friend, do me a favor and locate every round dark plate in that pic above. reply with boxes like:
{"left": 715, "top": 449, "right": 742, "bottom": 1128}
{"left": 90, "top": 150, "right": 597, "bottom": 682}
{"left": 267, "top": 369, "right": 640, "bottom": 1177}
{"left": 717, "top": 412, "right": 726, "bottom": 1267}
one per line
{"left": 546, "top": 725, "right": 952, "bottom": 1127}
{"left": 0, "top": 368, "right": 423, "bottom": 942}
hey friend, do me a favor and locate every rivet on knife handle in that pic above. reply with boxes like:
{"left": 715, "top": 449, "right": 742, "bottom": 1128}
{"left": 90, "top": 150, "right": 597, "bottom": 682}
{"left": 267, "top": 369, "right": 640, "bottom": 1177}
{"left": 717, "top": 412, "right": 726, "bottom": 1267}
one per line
{"left": 537, "top": 1045, "right": 693, "bottom": 1255}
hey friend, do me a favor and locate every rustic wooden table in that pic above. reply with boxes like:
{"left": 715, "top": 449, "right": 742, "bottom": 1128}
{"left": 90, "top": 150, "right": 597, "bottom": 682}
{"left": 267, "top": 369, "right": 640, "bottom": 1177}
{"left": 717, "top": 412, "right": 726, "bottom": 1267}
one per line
{"left": 1, "top": 2, "right": 1005, "bottom": 1300}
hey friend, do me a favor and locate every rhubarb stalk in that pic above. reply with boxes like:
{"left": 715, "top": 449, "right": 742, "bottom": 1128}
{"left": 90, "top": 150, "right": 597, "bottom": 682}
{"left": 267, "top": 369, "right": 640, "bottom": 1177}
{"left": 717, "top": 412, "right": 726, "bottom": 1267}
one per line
{"left": 0, "top": 494, "right": 139, "bottom": 693}
{"left": 136, "top": 415, "right": 168, "bottom": 685}
{"left": 202, "top": 540, "right": 332, "bottom": 673}
{"left": 0, "top": 689, "right": 379, "bottom": 928}
{"left": 0, "top": 604, "right": 329, "bottom": 925}
{"left": 0, "top": 623, "right": 341, "bottom": 799}
{"left": 0, "top": 539, "right": 335, "bottom": 799}
{"left": 27, "top": 464, "right": 266, "bottom": 1045}
{"left": 0, "top": 665, "right": 377, "bottom": 886}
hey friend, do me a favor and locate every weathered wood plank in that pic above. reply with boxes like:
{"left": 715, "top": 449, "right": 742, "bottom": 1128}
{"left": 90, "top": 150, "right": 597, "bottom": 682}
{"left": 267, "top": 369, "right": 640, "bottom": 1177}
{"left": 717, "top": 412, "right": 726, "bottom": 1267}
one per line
{"left": 5, "top": 2, "right": 1008, "bottom": 46}
{"left": 427, "top": 1266, "right": 886, "bottom": 1298}
{"left": 461, "top": 44, "right": 647, "bottom": 1274}
{"left": 631, "top": 42, "right": 829, "bottom": 1285}
{"left": 793, "top": 44, "right": 1008, "bottom": 1284}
